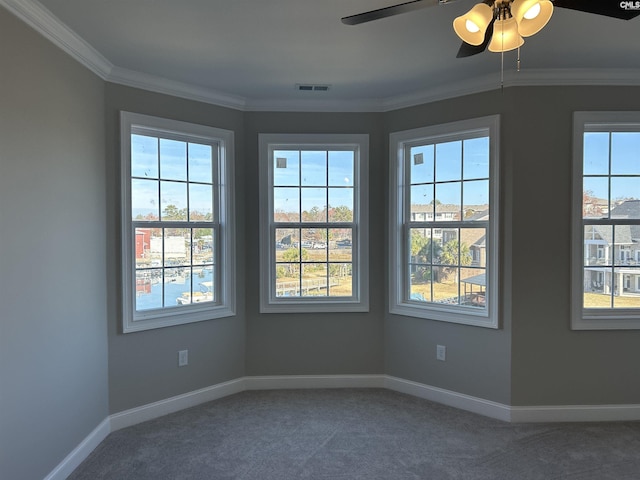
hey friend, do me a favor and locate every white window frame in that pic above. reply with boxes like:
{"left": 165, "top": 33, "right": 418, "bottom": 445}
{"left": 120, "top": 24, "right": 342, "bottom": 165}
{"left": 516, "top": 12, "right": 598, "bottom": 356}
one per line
{"left": 258, "top": 133, "right": 369, "bottom": 313}
{"left": 571, "top": 111, "right": 640, "bottom": 330}
{"left": 120, "top": 112, "right": 235, "bottom": 333}
{"left": 389, "top": 116, "right": 500, "bottom": 328}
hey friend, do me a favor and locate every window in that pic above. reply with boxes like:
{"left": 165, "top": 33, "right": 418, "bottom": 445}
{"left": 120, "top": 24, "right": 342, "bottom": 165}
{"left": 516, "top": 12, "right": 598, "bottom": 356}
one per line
{"left": 121, "top": 112, "right": 235, "bottom": 332}
{"left": 389, "top": 116, "right": 500, "bottom": 328}
{"left": 572, "top": 112, "right": 640, "bottom": 330}
{"left": 259, "top": 134, "right": 369, "bottom": 313}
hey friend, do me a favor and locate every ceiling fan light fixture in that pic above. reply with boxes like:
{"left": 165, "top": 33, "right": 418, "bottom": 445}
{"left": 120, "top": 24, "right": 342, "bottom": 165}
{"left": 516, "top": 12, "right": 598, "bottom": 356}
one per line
{"left": 453, "top": 3, "right": 493, "bottom": 45}
{"left": 511, "top": 0, "right": 553, "bottom": 37}
{"left": 488, "top": 16, "right": 524, "bottom": 52}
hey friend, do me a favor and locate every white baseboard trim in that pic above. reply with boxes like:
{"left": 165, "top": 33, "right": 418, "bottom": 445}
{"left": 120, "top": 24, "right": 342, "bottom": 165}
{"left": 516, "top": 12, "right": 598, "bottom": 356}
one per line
{"left": 109, "top": 377, "right": 245, "bottom": 431}
{"left": 243, "top": 374, "right": 386, "bottom": 391}
{"left": 510, "top": 404, "right": 640, "bottom": 423}
{"left": 384, "top": 376, "right": 513, "bottom": 422}
{"left": 43, "top": 417, "right": 110, "bottom": 480}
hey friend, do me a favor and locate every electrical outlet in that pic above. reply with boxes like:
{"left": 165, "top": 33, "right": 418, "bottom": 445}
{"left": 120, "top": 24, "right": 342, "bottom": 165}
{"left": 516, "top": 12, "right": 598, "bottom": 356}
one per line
{"left": 436, "top": 345, "right": 446, "bottom": 361}
{"left": 178, "top": 349, "right": 188, "bottom": 367}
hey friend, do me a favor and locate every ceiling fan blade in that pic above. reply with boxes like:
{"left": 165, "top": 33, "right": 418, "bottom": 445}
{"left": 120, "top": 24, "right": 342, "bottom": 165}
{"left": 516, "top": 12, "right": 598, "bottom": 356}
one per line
{"left": 456, "top": 20, "right": 494, "bottom": 58}
{"left": 341, "top": 0, "right": 442, "bottom": 26}
{"left": 553, "top": 0, "right": 640, "bottom": 20}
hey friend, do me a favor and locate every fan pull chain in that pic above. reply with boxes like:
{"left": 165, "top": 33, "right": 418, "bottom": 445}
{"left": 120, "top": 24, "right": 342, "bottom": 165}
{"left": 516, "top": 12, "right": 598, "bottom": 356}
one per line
{"left": 517, "top": 46, "right": 521, "bottom": 72}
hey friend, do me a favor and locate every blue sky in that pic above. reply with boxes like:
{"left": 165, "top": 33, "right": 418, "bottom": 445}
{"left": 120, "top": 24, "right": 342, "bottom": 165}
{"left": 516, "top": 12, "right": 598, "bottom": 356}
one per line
{"left": 410, "top": 137, "right": 490, "bottom": 206}
{"left": 273, "top": 149, "right": 355, "bottom": 215}
{"left": 584, "top": 132, "right": 640, "bottom": 202}
{"left": 131, "top": 134, "right": 214, "bottom": 218}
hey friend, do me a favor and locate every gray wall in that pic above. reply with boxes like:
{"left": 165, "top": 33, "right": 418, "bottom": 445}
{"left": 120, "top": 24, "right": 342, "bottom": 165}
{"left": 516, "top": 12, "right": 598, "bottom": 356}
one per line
{"left": 104, "top": 84, "right": 247, "bottom": 413}
{"left": 243, "top": 112, "right": 385, "bottom": 376}
{"left": 508, "top": 86, "right": 640, "bottom": 406}
{"left": 0, "top": 8, "right": 109, "bottom": 480}
{"left": 383, "top": 90, "right": 514, "bottom": 405}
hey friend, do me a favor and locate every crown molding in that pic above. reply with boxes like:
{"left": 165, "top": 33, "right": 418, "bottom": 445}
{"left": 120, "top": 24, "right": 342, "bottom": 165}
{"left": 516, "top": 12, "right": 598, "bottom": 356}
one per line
{"left": 380, "top": 68, "right": 640, "bottom": 112}
{"left": 0, "top": 0, "right": 113, "bottom": 78}
{"left": 4, "top": 0, "right": 640, "bottom": 113}
{"left": 108, "top": 66, "right": 247, "bottom": 111}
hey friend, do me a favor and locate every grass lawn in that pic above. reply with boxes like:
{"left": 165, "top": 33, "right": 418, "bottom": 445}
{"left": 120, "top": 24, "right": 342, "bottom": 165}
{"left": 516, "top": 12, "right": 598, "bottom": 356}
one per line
{"left": 583, "top": 292, "right": 640, "bottom": 308}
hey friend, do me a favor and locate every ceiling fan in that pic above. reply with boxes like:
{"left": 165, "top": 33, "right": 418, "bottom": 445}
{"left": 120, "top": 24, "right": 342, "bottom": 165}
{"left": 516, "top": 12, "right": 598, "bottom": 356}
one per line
{"left": 341, "top": 0, "right": 640, "bottom": 58}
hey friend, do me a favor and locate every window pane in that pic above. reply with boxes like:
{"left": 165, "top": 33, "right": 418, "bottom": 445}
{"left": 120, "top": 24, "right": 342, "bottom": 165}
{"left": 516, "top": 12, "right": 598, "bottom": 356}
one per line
{"left": 410, "top": 228, "right": 435, "bottom": 264}
{"left": 583, "top": 177, "right": 609, "bottom": 219}
{"left": 178, "top": 273, "right": 215, "bottom": 305}
{"left": 189, "top": 184, "right": 213, "bottom": 221}
{"left": 611, "top": 132, "right": 640, "bottom": 175}
{"left": 461, "top": 267, "right": 486, "bottom": 309}
{"left": 435, "top": 141, "right": 462, "bottom": 182}
{"left": 164, "top": 229, "right": 190, "bottom": 267}
{"left": 302, "top": 228, "right": 327, "bottom": 262}
{"left": 328, "top": 151, "right": 353, "bottom": 186}
{"left": 131, "top": 134, "right": 158, "bottom": 179}
{"left": 329, "top": 263, "right": 352, "bottom": 297}
{"left": 329, "top": 228, "right": 352, "bottom": 262}
{"left": 409, "top": 265, "right": 432, "bottom": 302}
{"left": 410, "top": 185, "right": 434, "bottom": 221}
{"left": 274, "top": 187, "right": 300, "bottom": 222}
{"left": 276, "top": 228, "right": 300, "bottom": 261}
{"left": 160, "top": 139, "right": 187, "bottom": 181}
{"left": 328, "top": 188, "right": 353, "bottom": 222}
{"left": 135, "top": 269, "right": 163, "bottom": 311}
{"left": 273, "top": 150, "right": 300, "bottom": 186}
{"left": 188, "top": 143, "right": 212, "bottom": 184}
{"left": 160, "top": 181, "right": 187, "bottom": 221}
{"left": 460, "top": 227, "right": 486, "bottom": 268}
{"left": 135, "top": 227, "right": 161, "bottom": 269}
{"left": 410, "top": 145, "right": 434, "bottom": 184}
{"left": 432, "top": 266, "right": 459, "bottom": 304}
{"left": 610, "top": 198, "right": 640, "bottom": 219}
{"left": 434, "top": 183, "right": 461, "bottom": 221}
{"left": 164, "top": 267, "right": 191, "bottom": 307}
{"left": 613, "top": 267, "right": 640, "bottom": 307}
{"left": 193, "top": 228, "right": 213, "bottom": 266}
{"left": 131, "top": 178, "right": 159, "bottom": 220}
{"left": 301, "top": 188, "right": 327, "bottom": 222}
{"left": 610, "top": 178, "right": 640, "bottom": 218}
{"left": 583, "top": 132, "right": 610, "bottom": 175}
{"left": 301, "top": 264, "right": 328, "bottom": 297}
{"left": 614, "top": 225, "right": 633, "bottom": 265}
{"left": 463, "top": 137, "right": 489, "bottom": 180}
{"left": 463, "top": 180, "right": 489, "bottom": 219}
{"left": 301, "top": 151, "right": 326, "bottom": 186}
{"left": 584, "top": 225, "right": 611, "bottom": 266}
{"left": 276, "top": 264, "right": 300, "bottom": 297}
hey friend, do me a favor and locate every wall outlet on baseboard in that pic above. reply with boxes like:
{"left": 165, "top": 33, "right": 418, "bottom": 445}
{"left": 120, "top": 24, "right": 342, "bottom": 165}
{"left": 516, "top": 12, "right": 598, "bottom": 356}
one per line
{"left": 178, "top": 349, "right": 188, "bottom": 367}
{"left": 436, "top": 345, "right": 446, "bottom": 361}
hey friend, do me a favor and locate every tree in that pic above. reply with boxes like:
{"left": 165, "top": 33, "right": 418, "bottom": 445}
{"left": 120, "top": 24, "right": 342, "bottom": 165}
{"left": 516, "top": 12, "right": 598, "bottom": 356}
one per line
{"left": 583, "top": 189, "right": 603, "bottom": 217}
{"left": 439, "top": 240, "right": 472, "bottom": 283}
{"left": 410, "top": 231, "right": 441, "bottom": 263}
{"left": 162, "top": 204, "right": 187, "bottom": 221}
{"left": 329, "top": 205, "right": 353, "bottom": 222}
{"left": 282, "top": 247, "right": 309, "bottom": 263}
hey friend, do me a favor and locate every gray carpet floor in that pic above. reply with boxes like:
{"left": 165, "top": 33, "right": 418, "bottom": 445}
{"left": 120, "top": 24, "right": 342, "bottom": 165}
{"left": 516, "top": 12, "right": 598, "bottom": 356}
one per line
{"left": 68, "top": 389, "right": 640, "bottom": 480}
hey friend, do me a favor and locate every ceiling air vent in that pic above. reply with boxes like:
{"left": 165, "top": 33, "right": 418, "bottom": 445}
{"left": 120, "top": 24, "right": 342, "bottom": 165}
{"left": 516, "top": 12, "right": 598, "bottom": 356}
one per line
{"left": 296, "top": 84, "right": 331, "bottom": 92}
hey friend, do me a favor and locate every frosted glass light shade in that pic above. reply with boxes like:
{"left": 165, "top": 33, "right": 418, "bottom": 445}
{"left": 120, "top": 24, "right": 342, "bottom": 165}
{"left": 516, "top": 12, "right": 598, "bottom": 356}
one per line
{"left": 488, "top": 17, "right": 524, "bottom": 52}
{"left": 511, "top": 0, "right": 553, "bottom": 37}
{"left": 453, "top": 3, "right": 493, "bottom": 46}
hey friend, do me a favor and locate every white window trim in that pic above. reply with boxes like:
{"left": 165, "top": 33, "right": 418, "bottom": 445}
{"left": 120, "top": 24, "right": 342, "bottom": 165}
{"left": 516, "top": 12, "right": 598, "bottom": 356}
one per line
{"left": 258, "top": 133, "right": 369, "bottom": 313}
{"left": 571, "top": 111, "right": 640, "bottom": 330}
{"left": 120, "top": 111, "right": 235, "bottom": 333}
{"left": 389, "top": 115, "right": 500, "bottom": 329}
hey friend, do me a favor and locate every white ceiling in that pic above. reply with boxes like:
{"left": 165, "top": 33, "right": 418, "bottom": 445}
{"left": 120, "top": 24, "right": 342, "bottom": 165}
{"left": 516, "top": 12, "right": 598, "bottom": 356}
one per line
{"left": 7, "top": 0, "right": 640, "bottom": 110}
